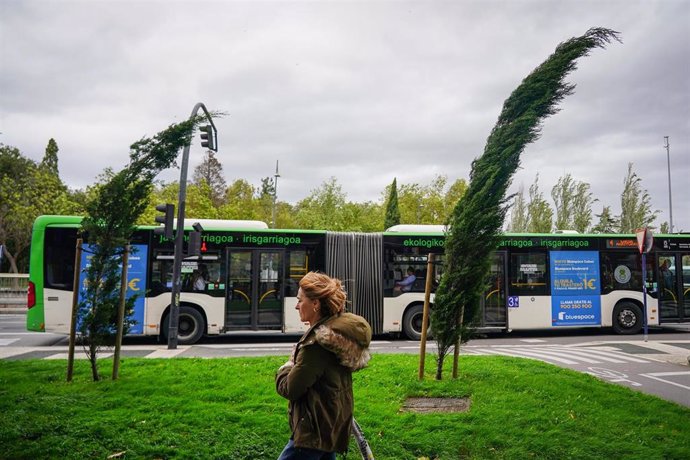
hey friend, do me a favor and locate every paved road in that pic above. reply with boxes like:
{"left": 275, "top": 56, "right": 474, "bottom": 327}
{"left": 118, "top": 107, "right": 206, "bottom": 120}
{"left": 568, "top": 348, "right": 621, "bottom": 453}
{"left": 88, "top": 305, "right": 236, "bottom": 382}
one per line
{"left": 2, "top": 314, "right": 689, "bottom": 407}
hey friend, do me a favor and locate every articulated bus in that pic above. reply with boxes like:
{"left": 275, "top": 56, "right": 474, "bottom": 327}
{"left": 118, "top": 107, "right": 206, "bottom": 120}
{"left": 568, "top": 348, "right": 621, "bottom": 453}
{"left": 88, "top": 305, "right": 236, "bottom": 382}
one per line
{"left": 27, "top": 216, "right": 690, "bottom": 343}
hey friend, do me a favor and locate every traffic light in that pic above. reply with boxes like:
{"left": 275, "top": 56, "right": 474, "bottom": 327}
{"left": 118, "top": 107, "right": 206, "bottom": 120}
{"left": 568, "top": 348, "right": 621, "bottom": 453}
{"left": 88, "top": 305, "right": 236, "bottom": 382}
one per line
{"left": 187, "top": 222, "right": 204, "bottom": 257}
{"left": 188, "top": 231, "right": 202, "bottom": 257}
{"left": 199, "top": 124, "right": 216, "bottom": 152}
{"left": 154, "top": 203, "right": 175, "bottom": 240}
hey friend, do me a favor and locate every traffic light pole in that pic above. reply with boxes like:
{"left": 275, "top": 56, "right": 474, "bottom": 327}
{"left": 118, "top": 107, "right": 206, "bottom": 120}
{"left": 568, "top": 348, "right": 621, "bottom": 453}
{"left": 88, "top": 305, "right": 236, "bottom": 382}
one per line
{"left": 167, "top": 102, "right": 217, "bottom": 349}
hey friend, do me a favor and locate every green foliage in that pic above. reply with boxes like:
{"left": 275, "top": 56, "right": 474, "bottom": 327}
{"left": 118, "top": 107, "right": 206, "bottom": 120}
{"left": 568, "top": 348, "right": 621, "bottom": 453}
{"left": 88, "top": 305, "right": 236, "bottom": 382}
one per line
{"left": 551, "top": 173, "right": 597, "bottom": 232}
{"left": 78, "top": 117, "right": 203, "bottom": 380}
{"left": 220, "top": 179, "right": 261, "bottom": 220}
{"left": 384, "top": 178, "right": 401, "bottom": 229}
{"left": 0, "top": 355, "right": 688, "bottom": 459}
{"left": 294, "top": 177, "right": 349, "bottom": 230}
{"left": 572, "top": 181, "right": 597, "bottom": 232}
{"left": 552, "top": 173, "right": 576, "bottom": 230}
{"left": 396, "top": 175, "right": 467, "bottom": 225}
{"left": 432, "top": 28, "right": 620, "bottom": 378}
{"left": 507, "top": 185, "right": 528, "bottom": 232}
{"left": 0, "top": 143, "right": 78, "bottom": 272}
{"left": 527, "top": 174, "right": 554, "bottom": 232}
{"left": 591, "top": 205, "right": 619, "bottom": 234}
{"left": 193, "top": 151, "right": 227, "bottom": 207}
{"left": 40, "top": 138, "right": 60, "bottom": 176}
{"left": 618, "top": 162, "right": 659, "bottom": 233}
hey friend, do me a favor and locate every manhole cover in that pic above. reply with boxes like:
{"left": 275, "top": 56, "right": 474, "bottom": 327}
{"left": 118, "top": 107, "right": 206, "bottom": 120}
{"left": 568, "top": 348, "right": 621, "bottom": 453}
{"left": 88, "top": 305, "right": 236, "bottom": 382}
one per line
{"left": 401, "top": 397, "right": 471, "bottom": 413}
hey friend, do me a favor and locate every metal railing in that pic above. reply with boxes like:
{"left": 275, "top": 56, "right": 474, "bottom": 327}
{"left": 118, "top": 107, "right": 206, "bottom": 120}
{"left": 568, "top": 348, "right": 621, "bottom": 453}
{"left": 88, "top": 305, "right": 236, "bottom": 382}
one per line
{"left": 0, "top": 273, "right": 28, "bottom": 306}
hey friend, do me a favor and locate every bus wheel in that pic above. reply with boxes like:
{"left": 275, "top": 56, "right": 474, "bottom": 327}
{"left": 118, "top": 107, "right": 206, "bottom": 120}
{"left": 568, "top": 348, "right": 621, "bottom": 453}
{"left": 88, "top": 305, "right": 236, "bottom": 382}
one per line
{"left": 162, "top": 306, "right": 205, "bottom": 345}
{"left": 402, "top": 304, "right": 430, "bottom": 340}
{"left": 612, "top": 302, "right": 643, "bottom": 335}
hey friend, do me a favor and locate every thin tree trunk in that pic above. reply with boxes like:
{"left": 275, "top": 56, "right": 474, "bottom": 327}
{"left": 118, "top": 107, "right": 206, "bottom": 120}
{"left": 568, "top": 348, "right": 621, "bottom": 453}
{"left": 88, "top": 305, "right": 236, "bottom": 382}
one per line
{"left": 453, "top": 306, "right": 465, "bottom": 379}
{"left": 89, "top": 342, "right": 100, "bottom": 381}
{"left": 435, "top": 354, "right": 445, "bottom": 380}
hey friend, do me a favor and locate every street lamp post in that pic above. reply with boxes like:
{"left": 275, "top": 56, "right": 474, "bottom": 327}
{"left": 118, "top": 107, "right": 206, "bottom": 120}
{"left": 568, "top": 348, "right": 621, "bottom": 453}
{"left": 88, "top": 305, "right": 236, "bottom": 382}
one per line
{"left": 167, "top": 102, "right": 217, "bottom": 349}
{"left": 272, "top": 160, "right": 280, "bottom": 229}
{"left": 664, "top": 136, "right": 673, "bottom": 233}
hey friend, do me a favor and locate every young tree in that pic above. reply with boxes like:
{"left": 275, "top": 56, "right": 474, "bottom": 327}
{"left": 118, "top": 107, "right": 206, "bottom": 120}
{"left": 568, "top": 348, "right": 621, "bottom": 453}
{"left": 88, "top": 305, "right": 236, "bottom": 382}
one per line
{"left": 572, "top": 181, "right": 597, "bottom": 232}
{"left": 591, "top": 205, "right": 619, "bottom": 233}
{"left": 527, "top": 174, "right": 553, "bottom": 233}
{"left": 78, "top": 116, "right": 203, "bottom": 381}
{"left": 618, "top": 162, "right": 659, "bottom": 233}
{"left": 508, "top": 185, "right": 528, "bottom": 232}
{"left": 258, "top": 176, "right": 276, "bottom": 225}
{"left": 40, "top": 138, "right": 60, "bottom": 176}
{"left": 431, "top": 27, "right": 619, "bottom": 379}
{"left": 552, "top": 173, "right": 576, "bottom": 230}
{"left": 552, "top": 173, "right": 596, "bottom": 232}
{"left": 192, "top": 150, "right": 227, "bottom": 207}
{"left": 383, "top": 178, "right": 401, "bottom": 230}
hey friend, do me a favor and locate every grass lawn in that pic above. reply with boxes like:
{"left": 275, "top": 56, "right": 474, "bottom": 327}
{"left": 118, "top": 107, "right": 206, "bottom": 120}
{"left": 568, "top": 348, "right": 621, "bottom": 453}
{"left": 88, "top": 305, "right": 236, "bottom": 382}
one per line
{"left": 0, "top": 354, "right": 688, "bottom": 459}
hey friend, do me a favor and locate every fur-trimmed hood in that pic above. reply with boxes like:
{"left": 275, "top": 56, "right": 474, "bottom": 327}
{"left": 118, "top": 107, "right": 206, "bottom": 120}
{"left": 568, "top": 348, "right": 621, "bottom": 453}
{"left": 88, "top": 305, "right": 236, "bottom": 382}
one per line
{"left": 314, "top": 312, "right": 372, "bottom": 371}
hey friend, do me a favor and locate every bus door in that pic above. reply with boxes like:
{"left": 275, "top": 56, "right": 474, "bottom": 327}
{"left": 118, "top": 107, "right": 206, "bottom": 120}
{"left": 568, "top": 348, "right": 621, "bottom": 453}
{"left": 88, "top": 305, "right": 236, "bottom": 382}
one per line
{"left": 480, "top": 251, "right": 507, "bottom": 327}
{"left": 225, "top": 248, "right": 285, "bottom": 330}
{"left": 657, "top": 252, "right": 690, "bottom": 322}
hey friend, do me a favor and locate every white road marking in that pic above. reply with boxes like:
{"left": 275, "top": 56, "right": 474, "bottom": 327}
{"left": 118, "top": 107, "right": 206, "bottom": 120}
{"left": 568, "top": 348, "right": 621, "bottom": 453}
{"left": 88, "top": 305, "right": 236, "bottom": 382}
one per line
{"left": 479, "top": 348, "right": 580, "bottom": 365}
{"left": 639, "top": 372, "right": 690, "bottom": 391}
{"left": 145, "top": 348, "right": 189, "bottom": 358}
{"left": 473, "top": 346, "right": 652, "bottom": 365}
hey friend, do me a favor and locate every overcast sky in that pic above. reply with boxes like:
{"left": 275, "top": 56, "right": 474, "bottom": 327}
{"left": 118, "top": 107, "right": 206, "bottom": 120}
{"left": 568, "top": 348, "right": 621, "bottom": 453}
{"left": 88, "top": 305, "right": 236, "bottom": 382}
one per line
{"left": 1, "top": 0, "right": 688, "bottom": 231}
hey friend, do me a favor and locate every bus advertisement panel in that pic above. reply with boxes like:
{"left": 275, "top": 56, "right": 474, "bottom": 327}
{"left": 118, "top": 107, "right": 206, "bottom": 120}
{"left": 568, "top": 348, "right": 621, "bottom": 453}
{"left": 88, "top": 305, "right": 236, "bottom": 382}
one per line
{"left": 78, "top": 244, "right": 149, "bottom": 334}
{"left": 550, "top": 251, "right": 600, "bottom": 326}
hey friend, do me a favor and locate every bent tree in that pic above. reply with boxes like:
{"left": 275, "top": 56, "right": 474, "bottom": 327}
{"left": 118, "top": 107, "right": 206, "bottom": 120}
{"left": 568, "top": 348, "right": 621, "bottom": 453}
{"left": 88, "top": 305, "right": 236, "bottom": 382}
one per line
{"left": 431, "top": 28, "right": 621, "bottom": 379}
{"left": 78, "top": 116, "right": 204, "bottom": 381}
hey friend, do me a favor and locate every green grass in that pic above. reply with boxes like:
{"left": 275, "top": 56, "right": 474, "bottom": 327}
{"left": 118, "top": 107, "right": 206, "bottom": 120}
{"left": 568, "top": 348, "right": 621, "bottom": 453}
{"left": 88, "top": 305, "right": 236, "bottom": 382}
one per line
{"left": 0, "top": 354, "right": 688, "bottom": 459}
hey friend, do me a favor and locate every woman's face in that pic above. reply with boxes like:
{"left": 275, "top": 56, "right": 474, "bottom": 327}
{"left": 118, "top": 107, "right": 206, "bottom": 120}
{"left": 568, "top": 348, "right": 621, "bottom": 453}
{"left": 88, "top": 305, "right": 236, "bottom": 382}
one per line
{"left": 296, "top": 287, "right": 321, "bottom": 324}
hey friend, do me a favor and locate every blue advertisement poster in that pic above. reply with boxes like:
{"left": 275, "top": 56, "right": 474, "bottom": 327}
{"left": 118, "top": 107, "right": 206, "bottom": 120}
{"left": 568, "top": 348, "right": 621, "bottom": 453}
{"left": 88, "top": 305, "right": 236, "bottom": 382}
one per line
{"left": 550, "top": 251, "right": 601, "bottom": 326}
{"left": 79, "top": 244, "right": 148, "bottom": 334}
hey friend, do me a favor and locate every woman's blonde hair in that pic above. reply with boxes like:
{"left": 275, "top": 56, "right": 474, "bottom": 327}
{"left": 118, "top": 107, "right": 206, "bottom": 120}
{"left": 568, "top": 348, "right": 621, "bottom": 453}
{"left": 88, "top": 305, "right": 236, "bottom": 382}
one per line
{"left": 299, "top": 272, "right": 347, "bottom": 318}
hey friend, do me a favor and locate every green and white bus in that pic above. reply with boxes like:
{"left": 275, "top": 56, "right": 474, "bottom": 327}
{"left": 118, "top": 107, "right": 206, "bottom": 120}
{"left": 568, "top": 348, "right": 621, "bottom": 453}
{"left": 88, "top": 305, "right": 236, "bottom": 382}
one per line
{"left": 26, "top": 216, "right": 690, "bottom": 343}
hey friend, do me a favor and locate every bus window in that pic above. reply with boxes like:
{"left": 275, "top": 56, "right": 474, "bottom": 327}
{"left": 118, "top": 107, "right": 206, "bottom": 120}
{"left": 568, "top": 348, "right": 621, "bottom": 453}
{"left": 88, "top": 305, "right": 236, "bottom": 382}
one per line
{"left": 599, "top": 252, "right": 646, "bottom": 295}
{"left": 383, "top": 250, "right": 435, "bottom": 296}
{"left": 286, "top": 251, "right": 306, "bottom": 297}
{"left": 151, "top": 253, "right": 222, "bottom": 296}
{"left": 509, "top": 251, "right": 548, "bottom": 296}
{"left": 44, "top": 228, "right": 77, "bottom": 291}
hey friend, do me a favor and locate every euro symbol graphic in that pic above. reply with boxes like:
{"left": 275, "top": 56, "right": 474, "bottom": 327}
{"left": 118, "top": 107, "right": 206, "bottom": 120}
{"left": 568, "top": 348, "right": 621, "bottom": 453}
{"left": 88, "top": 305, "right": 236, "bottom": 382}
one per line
{"left": 128, "top": 278, "right": 140, "bottom": 291}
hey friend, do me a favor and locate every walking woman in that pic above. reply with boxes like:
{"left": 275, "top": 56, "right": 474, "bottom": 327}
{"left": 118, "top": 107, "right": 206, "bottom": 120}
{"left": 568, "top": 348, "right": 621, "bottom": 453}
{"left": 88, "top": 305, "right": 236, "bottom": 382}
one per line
{"left": 276, "top": 272, "right": 372, "bottom": 459}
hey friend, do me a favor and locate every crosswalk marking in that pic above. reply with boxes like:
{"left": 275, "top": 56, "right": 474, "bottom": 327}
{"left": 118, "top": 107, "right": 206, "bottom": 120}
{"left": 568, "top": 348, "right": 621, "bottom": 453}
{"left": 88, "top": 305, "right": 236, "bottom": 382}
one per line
{"left": 568, "top": 347, "right": 649, "bottom": 363}
{"left": 472, "top": 346, "right": 651, "bottom": 365}
{"left": 479, "top": 348, "right": 580, "bottom": 364}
